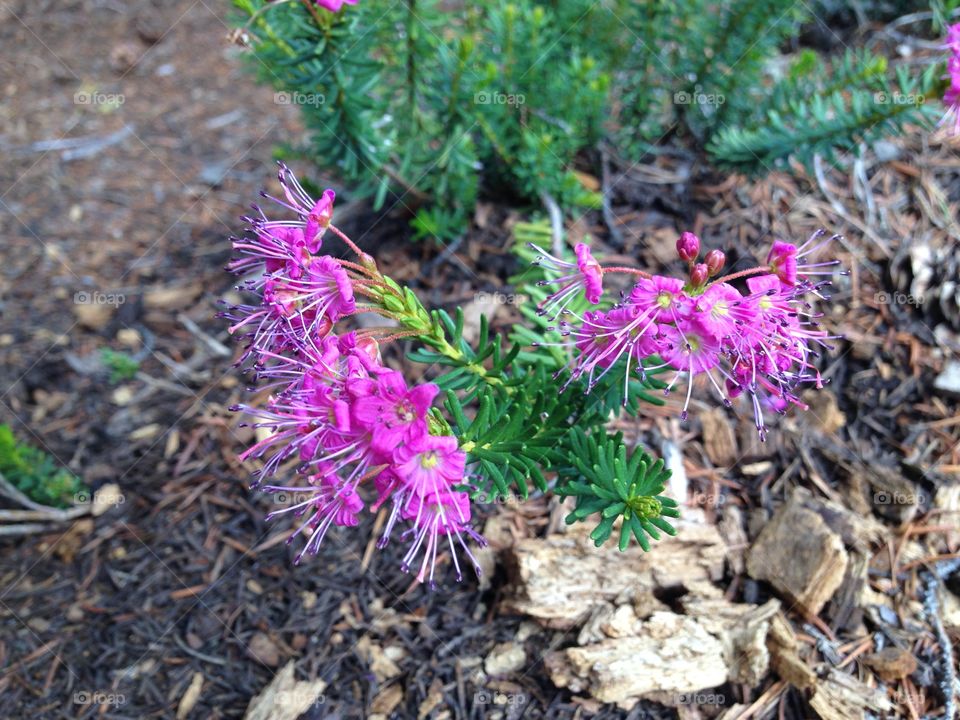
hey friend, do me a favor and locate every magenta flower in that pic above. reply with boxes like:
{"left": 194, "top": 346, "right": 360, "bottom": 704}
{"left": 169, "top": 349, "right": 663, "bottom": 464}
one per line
{"left": 262, "top": 162, "right": 337, "bottom": 251}
{"left": 933, "top": 25, "right": 960, "bottom": 134}
{"left": 766, "top": 231, "right": 841, "bottom": 286}
{"left": 394, "top": 434, "right": 467, "bottom": 497}
{"left": 545, "top": 230, "right": 843, "bottom": 439}
{"left": 400, "top": 489, "right": 486, "bottom": 586}
{"left": 532, "top": 242, "right": 604, "bottom": 317}
{"left": 315, "top": 0, "right": 357, "bottom": 12}
{"left": 227, "top": 167, "right": 485, "bottom": 586}
{"left": 694, "top": 282, "right": 743, "bottom": 339}
{"left": 351, "top": 370, "right": 437, "bottom": 454}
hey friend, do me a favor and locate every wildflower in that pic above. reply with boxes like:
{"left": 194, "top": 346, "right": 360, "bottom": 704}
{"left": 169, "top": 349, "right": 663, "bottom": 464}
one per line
{"left": 315, "top": 0, "right": 358, "bottom": 11}
{"left": 532, "top": 242, "right": 604, "bottom": 316}
{"left": 350, "top": 371, "right": 438, "bottom": 454}
{"left": 938, "top": 24, "right": 960, "bottom": 134}
{"left": 261, "top": 162, "right": 337, "bottom": 250}
{"left": 399, "top": 489, "right": 486, "bottom": 586}
{"left": 694, "top": 282, "right": 744, "bottom": 339}
{"left": 393, "top": 434, "right": 466, "bottom": 497}
{"left": 766, "top": 231, "right": 841, "bottom": 286}
{"left": 542, "top": 232, "right": 843, "bottom": 440}
{"left": 226, "top": 168, "right": 486, "bottom": 586}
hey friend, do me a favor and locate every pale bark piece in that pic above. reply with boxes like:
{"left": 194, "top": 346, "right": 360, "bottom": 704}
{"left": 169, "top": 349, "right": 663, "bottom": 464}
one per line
{"left": 682, "top": 598, "right": 780, "bottom": 686}
{"left": 484, "top": 642, "right": 526, "bottom": 676}
{"left": 243, "top": 661, "right": 327, "bottom": 720}
{"left": 176, "top": 672, "right": 204, "bottom": 720}
{"left": 808, "top": 668, "right": 892, "bottom": 720}
{"left": 746, "top": 498, "right": 849, "bottom": 616}
{"left": 546, "top": 612, "right": 728, "bottom": 708}
{"left": 767, "top": 613, "right": 817, "bottom": 690}
{"left": 505, "top": 520, "right": 726, "bottom": 627}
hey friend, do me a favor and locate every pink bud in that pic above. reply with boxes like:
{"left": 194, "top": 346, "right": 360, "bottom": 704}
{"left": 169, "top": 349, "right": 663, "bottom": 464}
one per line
{"left": 705, "top": 249, "right": 726, "bottom": 276}
{"left": 690, "top": 263, "right": 709, "bottom": 287}
{"left": 676, "top": 232, "right": 700, "bottom": 263}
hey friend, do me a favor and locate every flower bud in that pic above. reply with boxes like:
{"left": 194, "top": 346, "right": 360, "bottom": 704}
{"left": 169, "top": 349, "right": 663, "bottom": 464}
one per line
{"left": 676, "top": 232, "right": 700, "bottom": 263}
{"left": 689, "top": 263, "right": 709, "bottom": 288}
{"left": 705, "top": 249, "right": 725, "bottom": 276}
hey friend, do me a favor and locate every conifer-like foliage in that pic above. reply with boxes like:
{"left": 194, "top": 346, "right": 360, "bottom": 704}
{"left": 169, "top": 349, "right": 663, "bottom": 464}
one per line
{"left": 231, "top": 0, "right": 943, "bottom": 237}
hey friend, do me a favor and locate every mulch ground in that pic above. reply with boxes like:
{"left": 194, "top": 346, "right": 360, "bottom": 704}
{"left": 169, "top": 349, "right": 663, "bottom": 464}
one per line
{"left": 1, "top": 1, "right": 959, "bottom": 719}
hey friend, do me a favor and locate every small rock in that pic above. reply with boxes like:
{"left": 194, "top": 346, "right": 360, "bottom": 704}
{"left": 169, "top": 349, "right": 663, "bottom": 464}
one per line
{"left": 247, "top": 632, "right": 281, "bottom": 667}
{"left": 111, "top": 386, "right": 134, "bottom": 406}
{"left": 134, "top": 6, "right": 167, "bottom": 43}
{"left": 873, "top": 140, "right": 901, "bottom": 163}
{"left": 129, "top": 424, "right": 162, "bottom": 441}
{"left": 28, "top": 617, "right": 51, "bottom": 633}
{"left": 73, "top": 302, "right": 113, "bottom": 331}
{"left": 116, "top": 328, "right": 141, "bottom": 348}
{"left": 66, "top": 604, "right": 85, "bottom": 622}
{"left": 484, "top": 642, "right": 526, "bottom": 676}
{"left": 92, "top": 483, "right": 124, "bottom": 517}
{"left": 109, "top": 42, "right": 141, "bottom": 73}
{"left": 933, "top": 360, "right": 960, "bottom": 395}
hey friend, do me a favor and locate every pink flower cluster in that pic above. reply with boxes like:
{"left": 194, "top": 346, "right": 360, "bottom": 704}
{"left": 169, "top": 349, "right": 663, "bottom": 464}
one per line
{"left": 315, "top": 0, "right": 357, "bottom": 12}
{"left": 533, "top": 231, "right": 843, "bottom": 440}
{"left": 942, "top": 23, "right": 960, "bottom": 135}
{"left": 223, "top": 164, "right": 483, "bottom": 586}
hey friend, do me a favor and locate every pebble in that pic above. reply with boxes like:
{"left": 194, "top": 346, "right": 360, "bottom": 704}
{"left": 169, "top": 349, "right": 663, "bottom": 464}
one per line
{"left": 933, "top": 360, "right": 960, "bottom": 395}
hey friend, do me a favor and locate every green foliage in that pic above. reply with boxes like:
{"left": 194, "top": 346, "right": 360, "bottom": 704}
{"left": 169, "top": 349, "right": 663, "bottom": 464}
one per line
{"left": 233, "top": 0, "right": 610, "bottom": 240}
{"left": 0, "top": 425, "right": 86, "bottom": 508}
{"left": 558, "top": 430, "right": 679, "bottom": 551}
{"left": 708, "top": 55, "right": 942, "bottom": 172}
{"left": 232, "top": 0, "right": 936, "bottom": 235}
{"left": 100, "top": 348, "right": 140, "bottom": 384}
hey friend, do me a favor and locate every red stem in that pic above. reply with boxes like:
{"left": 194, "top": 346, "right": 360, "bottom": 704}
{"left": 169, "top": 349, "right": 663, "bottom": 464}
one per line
{"left": 709, "top": 265, "right": 771, "bottom": 286}
{"left": 601, "top": 266, "right": 652, "bottom": 278}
